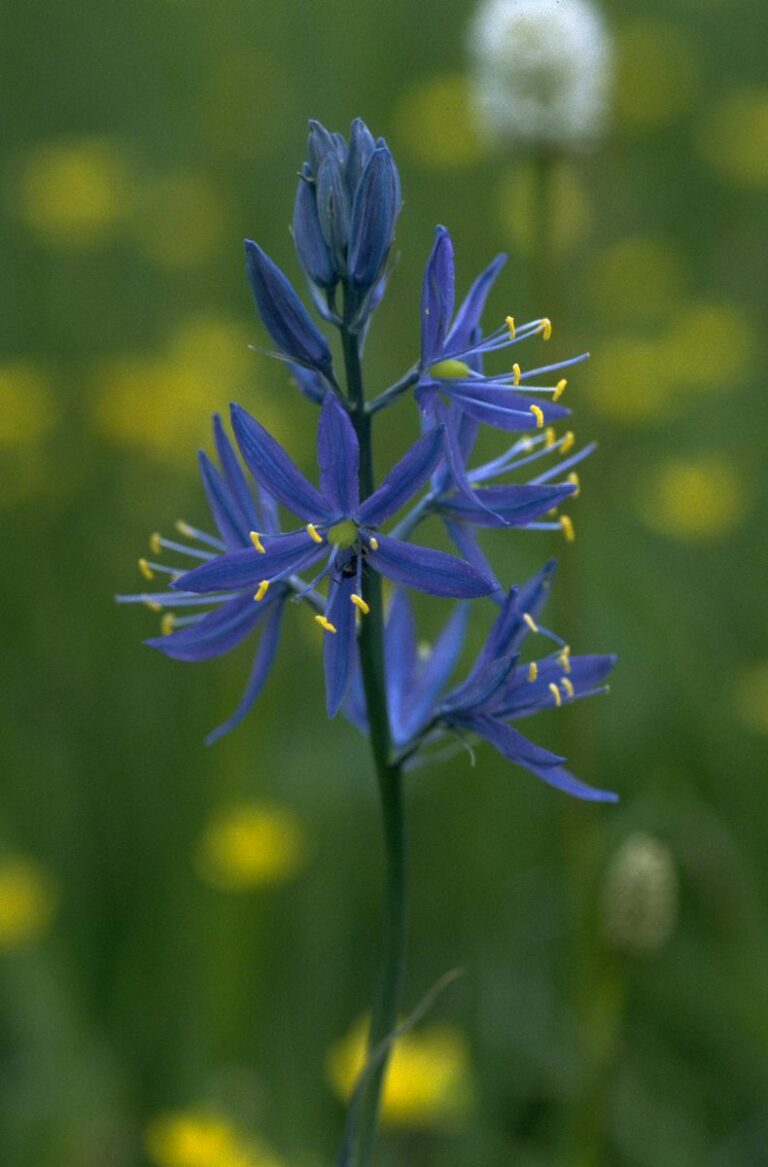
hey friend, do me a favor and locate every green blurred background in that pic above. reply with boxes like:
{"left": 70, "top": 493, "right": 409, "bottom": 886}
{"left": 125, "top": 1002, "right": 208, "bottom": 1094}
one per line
{"left": 2, "top": 0, "right": 768, "bottom": 1163}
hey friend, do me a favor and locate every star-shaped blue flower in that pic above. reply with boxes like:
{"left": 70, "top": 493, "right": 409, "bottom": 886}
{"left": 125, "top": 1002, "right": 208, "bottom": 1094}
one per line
{"left": 346, "top": 560, "right": 618, "bottom": 801}
{"left": 176, "top": 394, "right": 495, "bottom": 716}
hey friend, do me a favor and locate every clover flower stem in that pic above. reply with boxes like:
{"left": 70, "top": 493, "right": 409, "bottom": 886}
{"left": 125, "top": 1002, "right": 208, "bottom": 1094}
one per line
{"left": 340, "top": 312, "right": 409, "bottom": 1167}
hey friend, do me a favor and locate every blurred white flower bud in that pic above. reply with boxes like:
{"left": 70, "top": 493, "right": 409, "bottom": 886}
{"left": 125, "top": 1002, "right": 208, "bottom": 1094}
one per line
{"left": 602, "top": 833, "right": 678, "bottom": 957}
{"left": 468, "top": 0, "right": 612, "bottom": 152}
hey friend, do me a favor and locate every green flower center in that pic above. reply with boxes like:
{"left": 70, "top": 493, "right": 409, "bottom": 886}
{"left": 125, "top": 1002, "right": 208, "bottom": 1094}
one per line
{"left": 428, "top": 358, "right": 471, "bottom": 380}
{"left": 328, "top": 519, "right": 359, "bottom": 549}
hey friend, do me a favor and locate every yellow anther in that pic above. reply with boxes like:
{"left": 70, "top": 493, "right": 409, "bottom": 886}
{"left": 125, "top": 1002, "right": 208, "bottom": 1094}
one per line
{"left": 523, "top": 612, "right": 539, "bottom": 633}
{"left": 529, "top": 404, "right": 545, "bottom": 429}
{"left": 539, "top": 318, "right": 553, "bottom": 341}
{"left": 351, "top": 593, "right": 370, "bottom": 615}
{"left": 560, "top": 431, "right": 575, "bottom": 454}
{"left": 149, "top": 532, "right": 163, "bottom": 555}
{"left": 306, "top": 522, "right": 323, "bottom": 544}
{"left": 505, "top": 315, "right": 516, "bottom": 338}
{"left": 512, "top": 362, "right": 522, "bottom": 386}
{"left": 250, "top": 531, "right": 266, "bottom": 554}
{"left": 553, "top": 378, "right": 567, "bottom": 401}
{"left": 567, "top": 471, "right": 580, "bottom": 497}
{"left": 546, "top": 507, "right": 559, "bottom": 519}
{"left": 138, "top": 558, "right": 154, "bottom": 581}
{"left": 368, "top": 536, "right": 379, "bottom": 551}
{"left": 560, "top": 514, "right": 575, "bottom": 543}
{"left": 144, "top": 600, "right": 162, "bottom": 613}
{"left": 549, "top": 682, "right": 562, "bottom": 707}
{"left": 561, "top": 676, "right": 575, "bottom": 699}
{"left": 254, "top": 580, "right": 270, "bottom": 602}
{"left": 161, "top": 612, "right": 176, "bottom": 636}
{"left": 314, "top": 615, "right": 337, "bottom": 634}
{"left": 528, "top": 661, "right": 538, "bottom": 682}
{"left": 559, "top": 645, "right": 572, "bottom": 673}
{"left": 544, "top": 427, "right": 556, "bottom": 448}
{"left": 175, "top": 519, "right": 194, "bottom": 538}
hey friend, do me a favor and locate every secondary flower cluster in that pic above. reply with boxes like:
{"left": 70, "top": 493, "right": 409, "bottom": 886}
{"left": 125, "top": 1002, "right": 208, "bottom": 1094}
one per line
{"left": 119, "top": 118, "right": 616, "bottom": 800}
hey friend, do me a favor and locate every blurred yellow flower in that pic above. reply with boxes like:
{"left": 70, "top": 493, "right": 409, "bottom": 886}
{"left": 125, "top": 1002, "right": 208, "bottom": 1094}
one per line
{"left": 146, "top": 1110, "right": 284, "bottom": 1167}
{"left": 327, "top": 1017, "right": 472, "bottom": 1128}
{"left": 637, "top": 457, "right": 746, "bottom": 541}
{"left": 0, "top": 361, "right": 58, "bottom": 448}
{"left": 92, "top": 315, "right": 269, "bottom": 464}
{"left": 496, "top": 160, "right": 591, "bottom": 256}
{"left": 394, "top": 74, "right": 486, "bottom": 168}
{"left": 697, "top": 87, "right": 768, "bottom": 188}
{"left": 197, "top": 803, "right": 306, "bottom": 892}
{"left": 615, "top": 21, "right": 700, "bottom": 130}
{"left": 591, "top": 238, "right": 686, "bottom": 323}
{"left": 662, "top": 303, "right": 755, "bottom": 388}
{"left": 731, "top": 662, "right": 768, "bottom": 736}
{"left": 586, "top": 335, "right": 671, "bottom": 423}
{"left": 133, "top": 171, "right": 226, "bottom": 270}
{"left": 14, "top": 137, "right": 133, "bottom": 247}
{"left": 0, "top": 858, "right": 57, "bottom": 953}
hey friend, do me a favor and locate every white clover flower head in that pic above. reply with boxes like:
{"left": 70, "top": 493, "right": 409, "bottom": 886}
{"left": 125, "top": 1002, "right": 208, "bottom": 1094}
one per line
{"left": 468, "top": 0, "right": 612, "bottom": 151}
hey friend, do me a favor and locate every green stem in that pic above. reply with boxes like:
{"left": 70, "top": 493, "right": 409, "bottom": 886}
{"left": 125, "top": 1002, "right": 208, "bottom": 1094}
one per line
{"left": 340, "top": 314, "right": 408, "bottom": 1167}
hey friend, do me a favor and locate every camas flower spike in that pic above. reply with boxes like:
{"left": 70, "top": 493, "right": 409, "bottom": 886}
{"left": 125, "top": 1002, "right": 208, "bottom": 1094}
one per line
{"left": 119, "top": 115, "right": 618, "bottom": 1167}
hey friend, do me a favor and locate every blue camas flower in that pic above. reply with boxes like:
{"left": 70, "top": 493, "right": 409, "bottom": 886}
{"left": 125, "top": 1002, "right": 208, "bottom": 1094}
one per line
{"left": 117, "top": 417, "right": 311, "bottom": 745}
{"left": 346, "top": 561, "right": 618, "bottom": 801}
{"left": 417, "top": 226, "right": 585, "bottom": 440}
{"left": 175, "top": 395, "right": 495, "bottom": 717}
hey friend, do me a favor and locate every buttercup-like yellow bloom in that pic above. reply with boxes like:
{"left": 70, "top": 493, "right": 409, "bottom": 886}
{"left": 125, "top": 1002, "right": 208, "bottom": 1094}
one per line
{"left": 637, "top": 457, "right": 746, "bottom": 541}
{"left": 146, "top": 1110, "right": 284, "bottom": 1167}
{"left": 697, "top": 87, "right": 768, "bottom": 188}
{"left": 196, "top": 802, "right": 306, "bottom": 892}
{"left": 327, "top": 1017, "right": 472, "bottom": 1128}
{"left": 0, "top": 858, "right": 56, "bottom": 953}
{"left": 14, "top": 137, "right": 132, "bottom": 247}
{"left": 0, "top": 361, "right": 58, "bottom": 448}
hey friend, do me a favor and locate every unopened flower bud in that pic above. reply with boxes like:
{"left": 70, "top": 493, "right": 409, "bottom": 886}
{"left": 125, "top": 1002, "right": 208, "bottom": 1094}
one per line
{"left": 244, "top": 239, "right": 334, "bottom": 375}
{"left": 348, "top": 146, "right": 399, "bottom": 290}
{"left": 468, "top": 0, "right": 613, "bottom": 152}
{"left": 602, "top": 832, "right": 678, "bottom": 957}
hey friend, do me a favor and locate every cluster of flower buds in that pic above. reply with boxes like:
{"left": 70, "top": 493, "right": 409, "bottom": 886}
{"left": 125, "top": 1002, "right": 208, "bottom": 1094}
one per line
{"left": 120, "top": 118, "right": 617, "bottom": 802}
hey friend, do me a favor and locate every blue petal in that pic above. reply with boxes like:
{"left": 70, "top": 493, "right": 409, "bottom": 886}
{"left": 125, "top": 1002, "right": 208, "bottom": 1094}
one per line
{"left": 293, "top": 166, "right": 337, "bottom": 289}
{"left": 231, "top": 403, "right": 331, "bottom": 523}
{"left": 437, "top": 482, "right": 575, "bottom": 527}
{"left": 444, "top": 521, "right": 502, "bottom": 596}
{"left": 399, "top": 604, "right": 469, "bottom": 742}
{"left": 175, "top": 533, "right": 325, "bottom": 593}
{"left": 198, "top": 450, "right": 250, "bottom": 549}
{"left": 369, "top": 533, "right": 494, "bottom": 598}
{"left": 317, "top": 394, "right": 359, "bottom": 516}
{"left": 205, "top": 603, "right": 286, "bottom": 745}
{"left": 420, "top": 226, "right": 455, "bottom": 365}
{"left": 358, "top": 426, "right": 444, "bottom": 527}
{"left": 145, "top": 593, "right": 271, "bottom": 662}
{"left": 324, "top": 575, "right": 358, "bottom": 718}
{"left": 345, "top": 117, "right": 377, "bottom": 194}
{"left": 213, "top": 415, "right": 259, "bottom": 532}
{"left": 348, "top": 147, "right": 399, "bottom": 290}
{"left": 384, "top": 590, "right": 419, "bottom": 745}
{"left": 524, "top": 763, "right": 619, "bottom": 803}
{"left": 442, "top": 652, "right": 520, "bottom": 718}
{"left": 316, "top": 153, "right": 351, "bottom": 273}
{"left": 244, "top": 240, "right": 333, "bottom": 374}
{"left": 444, "top": 252, "right": 507, "bottom": 356}
{"left": 454, "top": 714, "right": 565, "bottom": 770}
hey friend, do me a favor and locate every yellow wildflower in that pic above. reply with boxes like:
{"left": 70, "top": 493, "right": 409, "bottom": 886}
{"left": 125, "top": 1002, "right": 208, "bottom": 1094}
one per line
{"left": 0, "top": 858, "right": 56, "bottom": 953}
{"left": 196, "top": 803, "right": 306, "bottom": 892}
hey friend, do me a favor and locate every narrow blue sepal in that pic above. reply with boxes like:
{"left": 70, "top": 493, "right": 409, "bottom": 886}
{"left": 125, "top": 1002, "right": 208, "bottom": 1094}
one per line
{"left": 324, "top": 576, "right": 358, "bottom": 718}
{"left": 347, "top": 146, "right": 399, "bottom": 291}
{"left": 146, "top": 594, "right": 269, "bottom": 662}
{"left": 421, "top": 226, "right": 456, "bottom": 366}
{"left": 293, "top": 167, "right": 337, "bottom": 290}
{"left": 205, "top": 604, "right": 285, "bottom": 745}
{"left": 231, "top": 402, "right": 331, "bottom": 522}
{"left": 244, "top": 239, "right": 334, "bottom": 375}
{"left": 176, "top": 533, "right": 325, "bottom": 594}
{"left": 369, "top": 533, "right": 495, "bottom": 599}
{"left": 316, "top": 153, "right": 351, "bottom": 274}
{"left": 317, "top": 394, "right": 360, "bottom": 517}
{"left": 358, "top": 426, "right": 444, "bottom": 527}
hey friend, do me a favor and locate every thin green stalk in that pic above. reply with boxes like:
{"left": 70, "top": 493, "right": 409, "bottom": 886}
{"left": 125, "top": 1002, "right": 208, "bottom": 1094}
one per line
{"left": 339, "top": 314, "right": 409, "bottom": 1167}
